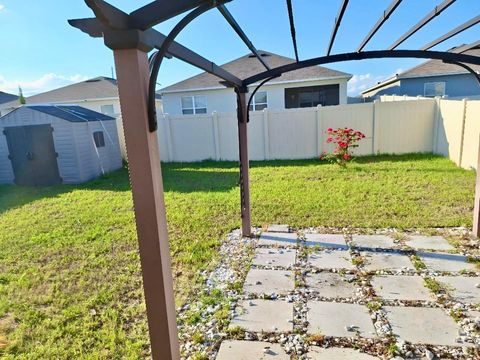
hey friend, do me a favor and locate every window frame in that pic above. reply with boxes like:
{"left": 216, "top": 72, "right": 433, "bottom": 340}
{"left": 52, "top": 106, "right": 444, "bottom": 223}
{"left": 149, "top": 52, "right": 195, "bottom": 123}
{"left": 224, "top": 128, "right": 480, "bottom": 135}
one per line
{"left": 100, "top": 104, "right": 115, "bottom": 116}
{"left": 423, "top": 82, "right": 446, "bottom": 97}
{"left": 181, "top": 95, "right": 207, "bottom": 115}
{"left": 93, "top": 131, "right": 105, "bottom": 148}
{"left": 248, "top": 90, "right": 268, "bottom": 111}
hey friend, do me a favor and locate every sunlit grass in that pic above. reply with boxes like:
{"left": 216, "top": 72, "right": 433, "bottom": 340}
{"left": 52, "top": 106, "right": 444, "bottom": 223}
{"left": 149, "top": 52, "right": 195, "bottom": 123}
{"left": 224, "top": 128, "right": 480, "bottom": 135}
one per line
{"left": 0, "top": 153, "right": 475, "bottom": 358}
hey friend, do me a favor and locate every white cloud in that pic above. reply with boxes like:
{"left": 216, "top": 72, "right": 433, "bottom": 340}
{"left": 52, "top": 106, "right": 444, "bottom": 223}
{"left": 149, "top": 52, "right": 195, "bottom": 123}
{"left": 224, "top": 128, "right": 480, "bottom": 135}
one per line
{"left": 348, "top": 69, "right": 403, "bottom": 97}
{"left": 0, "top": 73, "right": 89, "bottom": 96}
{"left": 0, "top": 5, "right": 5, "bottom": 12}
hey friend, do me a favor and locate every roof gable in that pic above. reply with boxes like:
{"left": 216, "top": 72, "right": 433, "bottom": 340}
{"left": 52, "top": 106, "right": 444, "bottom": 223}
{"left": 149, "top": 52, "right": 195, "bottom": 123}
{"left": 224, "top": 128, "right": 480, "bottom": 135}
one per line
{"left": 160, "top": 51, "right": 351, "bottom": 93}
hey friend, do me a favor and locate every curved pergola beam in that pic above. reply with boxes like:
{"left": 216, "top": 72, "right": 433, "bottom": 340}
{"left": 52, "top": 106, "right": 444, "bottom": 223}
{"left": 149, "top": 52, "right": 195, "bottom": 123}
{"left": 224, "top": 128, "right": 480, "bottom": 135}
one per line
{"left": 243, "top": 49, "right": 480, "bottom": 85}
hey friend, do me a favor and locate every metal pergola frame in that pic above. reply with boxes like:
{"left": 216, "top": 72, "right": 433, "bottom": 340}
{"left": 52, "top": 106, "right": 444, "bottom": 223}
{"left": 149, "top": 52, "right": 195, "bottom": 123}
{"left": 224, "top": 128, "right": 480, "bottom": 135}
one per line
{"left": 69, "top": 1, "right": 480, "bottom": 358}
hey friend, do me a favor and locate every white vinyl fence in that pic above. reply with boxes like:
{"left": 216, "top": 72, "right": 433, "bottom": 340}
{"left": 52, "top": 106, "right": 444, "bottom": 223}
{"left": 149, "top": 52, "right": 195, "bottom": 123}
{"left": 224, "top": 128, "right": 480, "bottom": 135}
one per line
{"left": 117, "top": 98, "right": 480, "bottom": 169}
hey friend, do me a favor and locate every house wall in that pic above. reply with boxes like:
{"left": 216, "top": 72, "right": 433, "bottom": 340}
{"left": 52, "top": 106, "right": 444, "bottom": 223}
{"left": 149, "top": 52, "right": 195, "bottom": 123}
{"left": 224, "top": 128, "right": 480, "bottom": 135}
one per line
{"left": 161, "top": 78, "right": 349, "bottom": 115}
{"left": 364, "top": 74, "right": 480, "bottom": 99}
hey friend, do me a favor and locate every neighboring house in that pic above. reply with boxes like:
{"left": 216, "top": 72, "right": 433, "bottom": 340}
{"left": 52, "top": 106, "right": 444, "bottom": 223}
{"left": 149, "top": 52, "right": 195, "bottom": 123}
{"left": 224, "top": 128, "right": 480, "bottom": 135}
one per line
{"left": 0, "top": 105, "right": 122, "bottom": 185}
{"left": 159, "top": 51, "right": 352, "bottom": 115}
{"left": 362, "top": 46, "right": 480, "bottom": 100}
{"left": 0, "top": 76, "right": 163, "bottom": 117}
{"left": 0, "top": 92, "right": 18, "bottom": 114}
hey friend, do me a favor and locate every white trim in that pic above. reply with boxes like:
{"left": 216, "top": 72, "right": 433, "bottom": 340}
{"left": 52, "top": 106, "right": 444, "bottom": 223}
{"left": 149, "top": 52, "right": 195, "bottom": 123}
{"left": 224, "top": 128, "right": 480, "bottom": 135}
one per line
{"left": 159, "top": 75, "right": 351, "bottom": 94}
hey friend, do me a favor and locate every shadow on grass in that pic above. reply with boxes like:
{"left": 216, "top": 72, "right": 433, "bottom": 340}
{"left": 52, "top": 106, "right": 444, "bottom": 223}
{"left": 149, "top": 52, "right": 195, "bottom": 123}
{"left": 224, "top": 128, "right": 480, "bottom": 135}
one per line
{"left": 0, "top": 166, "right": 132, "bottom": 215}
{"left": 0, "top": 153, "right": 466, "bottom": 214}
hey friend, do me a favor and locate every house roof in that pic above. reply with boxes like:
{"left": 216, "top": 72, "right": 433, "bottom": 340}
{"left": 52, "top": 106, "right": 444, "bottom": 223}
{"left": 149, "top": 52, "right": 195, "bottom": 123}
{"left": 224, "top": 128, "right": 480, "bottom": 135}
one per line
{"left": 399, "top": 48, "right": 480, "bottom": 79}
{"left": 159, "top": 51, "right": 352, "bottom": 93}
{"left": 0, "top": 91, "right": 18, "bottom": 105}
{"left": 23, "top": 105, "right": 115, "bottom": 122}
{"left": 362, "top": 45, "right": 480, "bottom": 94}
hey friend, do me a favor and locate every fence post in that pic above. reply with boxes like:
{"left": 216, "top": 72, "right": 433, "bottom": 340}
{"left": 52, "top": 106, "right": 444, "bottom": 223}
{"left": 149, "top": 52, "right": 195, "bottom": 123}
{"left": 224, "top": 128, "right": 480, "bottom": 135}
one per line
{"left": 316, "top": 105, "right": 323, "bottom": 156}
{"left": 212, "top": 111, "right": 221, "bottom": 160}
{"left": 164, "top": 114, "right": 174, "bottom": 162}
{"left": 432, "top": 97, "right": 441, "bottom": 154}
{"left": 372, "top": 100, "right": 380, "bottom": 154}
{"left": 262, "top": 108, "right": 270, "bottom": 160}
{"left": 473, "top": 133, "right": 480, "bottom": 237}
{"left": 458, "top": 99, "right": 468, "bottom": 167}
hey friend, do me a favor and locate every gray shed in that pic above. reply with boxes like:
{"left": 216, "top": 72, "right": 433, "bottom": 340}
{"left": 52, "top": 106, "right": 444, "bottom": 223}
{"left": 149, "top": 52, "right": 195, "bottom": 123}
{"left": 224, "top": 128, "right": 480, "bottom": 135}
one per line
{"left": 0, "top": 105, "right": 122, "bottom": 186}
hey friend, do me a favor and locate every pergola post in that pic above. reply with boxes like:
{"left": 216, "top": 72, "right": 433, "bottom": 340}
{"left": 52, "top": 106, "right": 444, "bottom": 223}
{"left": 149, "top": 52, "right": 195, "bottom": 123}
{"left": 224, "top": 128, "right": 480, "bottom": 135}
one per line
{"left": 236, "top": 89, "right": 252, "bottom": 237}
{"left": 473, "top": 134, "right": 480, "bottom": 238}
{"left": 113, "top": 48, "right": 180, "bottom": 359}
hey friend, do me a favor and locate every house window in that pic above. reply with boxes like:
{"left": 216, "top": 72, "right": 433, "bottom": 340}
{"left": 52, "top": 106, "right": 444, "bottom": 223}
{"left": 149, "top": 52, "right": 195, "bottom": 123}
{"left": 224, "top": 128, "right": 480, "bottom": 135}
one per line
{"left": 424, "top": 82, "right": 446, "bottom": 97}
{"left": 248, "top": 91, "right": 268, "bottom": 111}
{"left": 285, "top": 84, "right": 339, "bottom": 108}
{"left": 93, "top": 131, "right": 105, "bottom": 148}
{"left": 181, "top": 95, "right": 207, "bottom": 115}
{"left": 100, "top": 104, "right": 115, "bottom": 116}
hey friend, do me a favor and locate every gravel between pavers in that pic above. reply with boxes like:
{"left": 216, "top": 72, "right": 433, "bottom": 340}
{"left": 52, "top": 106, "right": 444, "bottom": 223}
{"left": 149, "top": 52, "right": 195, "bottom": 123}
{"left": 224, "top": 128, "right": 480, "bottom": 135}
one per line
{"left": 179, "top": 227, "right": 480, "bottom": 359}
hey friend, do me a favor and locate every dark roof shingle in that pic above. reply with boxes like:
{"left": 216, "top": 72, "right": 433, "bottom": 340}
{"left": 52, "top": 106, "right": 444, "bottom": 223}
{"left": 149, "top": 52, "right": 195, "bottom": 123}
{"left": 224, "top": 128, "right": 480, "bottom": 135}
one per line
{"left": 160, "top": 51, "right": 351, "bottom": 93}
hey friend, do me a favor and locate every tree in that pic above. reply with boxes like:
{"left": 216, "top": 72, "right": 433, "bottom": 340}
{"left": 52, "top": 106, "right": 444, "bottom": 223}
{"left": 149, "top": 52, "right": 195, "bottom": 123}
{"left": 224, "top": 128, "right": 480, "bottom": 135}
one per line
{"left": 18, "top": 86, "right": 26, "bottom": 105}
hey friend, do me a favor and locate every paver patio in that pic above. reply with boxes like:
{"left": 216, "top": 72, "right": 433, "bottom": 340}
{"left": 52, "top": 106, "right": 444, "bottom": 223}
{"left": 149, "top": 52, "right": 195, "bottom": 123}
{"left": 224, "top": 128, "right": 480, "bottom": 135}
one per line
{"left": 217, "top": 230, "right": 480, "bottom": 359}
{"left": 304, "top": 233, "right": 348, "bottom": 250}
{"left": 371, "top": 275, "right": 432, "bottom": 301}
{"left": 360, "top": 251, "right": 414, "bottom": 271}
{"left": 216, "top": 341, "right": 289, "bottom": 359}
{"left": 307, "top": 301, "right": 377, "bottom": 338}
{"left": 258, "top": 232, "right": 298, "bottom": 247}
{"left": 306, "top": 347, "right": 380, "bottom": 359}
{"left": 384, "top": 306, "right": 461, "bottom": 346}
{"left": 306, "top": 272, "right": 357, "bottom": 298}
{"left": 351, "top": 235, "right": 396, "bottom": 249}
{"left": 436, "top": 276, "right": 480, "bottom": 303}
{"left": 243, "top": 269, "right": 294, "bottom": 295}
{"left": 308, "top": 250, "right": 355, "bottom": 270}
{"left": 252, "top": 248, "right": 296, "bottom": 268}
{"left": 406, "top": 235, "right": 454, "bottom": 251}
{"left": 230, "top": 299, "right": 294, "bottom": 333}
{"left": 418, "top": 252, "right": 478, "bottom": 272}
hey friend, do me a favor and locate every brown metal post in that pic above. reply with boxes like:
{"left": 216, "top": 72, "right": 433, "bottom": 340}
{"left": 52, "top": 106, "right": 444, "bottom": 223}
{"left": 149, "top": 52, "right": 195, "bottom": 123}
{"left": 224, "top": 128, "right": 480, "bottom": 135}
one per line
{"left": 236, "top": 89, "right": 252, "bottom": 237}
{"left": 113, "top": 48, "right": 180, "bottom": 359}
{"left": 473, "top": 134, "right": 480, "bottom": 237}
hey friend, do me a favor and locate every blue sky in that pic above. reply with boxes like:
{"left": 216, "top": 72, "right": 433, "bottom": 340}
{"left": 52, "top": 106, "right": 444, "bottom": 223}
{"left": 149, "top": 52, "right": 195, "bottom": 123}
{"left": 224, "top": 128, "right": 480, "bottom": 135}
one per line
{"left": 0, "top": 0, "right": 478, "bottom": 96}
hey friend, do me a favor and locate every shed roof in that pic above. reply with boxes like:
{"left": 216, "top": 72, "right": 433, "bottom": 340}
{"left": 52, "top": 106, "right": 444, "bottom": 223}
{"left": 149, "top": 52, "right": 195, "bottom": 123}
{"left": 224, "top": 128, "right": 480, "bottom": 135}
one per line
{"left": 26, "top": 105, "right": 115, "bottom": 122}
{"left": 0, "top": 91, "right": 18, "bottom": 105}
{"left": 159, "top": 51, "right": 352, "bottom": 93}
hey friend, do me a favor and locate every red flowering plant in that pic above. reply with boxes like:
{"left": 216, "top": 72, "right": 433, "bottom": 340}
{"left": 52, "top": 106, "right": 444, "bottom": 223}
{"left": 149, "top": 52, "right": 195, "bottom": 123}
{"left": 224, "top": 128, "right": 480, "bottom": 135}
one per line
{"left": 320, "top": 127, "right": 366, "bottom": 167}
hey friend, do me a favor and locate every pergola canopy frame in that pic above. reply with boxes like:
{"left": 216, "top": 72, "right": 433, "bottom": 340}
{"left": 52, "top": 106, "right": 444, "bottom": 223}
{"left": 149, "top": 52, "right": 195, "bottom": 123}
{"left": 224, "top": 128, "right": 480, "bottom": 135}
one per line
{"left": 69, "top": 1, "right": 480, "bottom": 358}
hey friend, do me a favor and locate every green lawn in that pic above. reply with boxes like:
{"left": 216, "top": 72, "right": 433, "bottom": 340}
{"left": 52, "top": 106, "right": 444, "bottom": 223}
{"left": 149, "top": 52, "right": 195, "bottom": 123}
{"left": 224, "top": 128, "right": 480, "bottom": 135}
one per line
{"left": 0, "top": 153, "right": 476, "bottom": 358}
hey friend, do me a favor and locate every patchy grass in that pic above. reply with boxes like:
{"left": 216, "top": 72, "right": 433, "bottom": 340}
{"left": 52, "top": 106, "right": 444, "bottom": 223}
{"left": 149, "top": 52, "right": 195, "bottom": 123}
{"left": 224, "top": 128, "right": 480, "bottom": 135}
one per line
{"left": 411, "top": 255, "right": 427, "bottom": 270}
{"left": 0, "top": 153, "right": 475, "bottom": 358}
{"left": 424, "top": 278, "right": 446, "bottom": 294}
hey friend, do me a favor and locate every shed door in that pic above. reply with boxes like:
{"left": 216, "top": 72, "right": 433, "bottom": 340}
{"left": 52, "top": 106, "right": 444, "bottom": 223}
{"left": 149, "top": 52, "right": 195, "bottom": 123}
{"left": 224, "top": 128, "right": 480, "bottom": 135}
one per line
{"left": 3, "top": 124, "right": 61, "bottom": 186}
